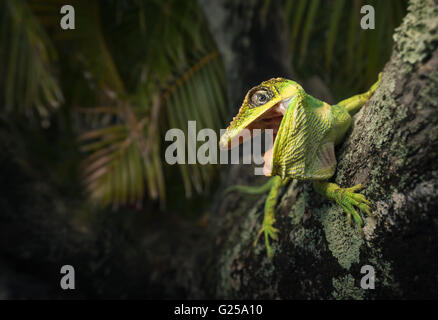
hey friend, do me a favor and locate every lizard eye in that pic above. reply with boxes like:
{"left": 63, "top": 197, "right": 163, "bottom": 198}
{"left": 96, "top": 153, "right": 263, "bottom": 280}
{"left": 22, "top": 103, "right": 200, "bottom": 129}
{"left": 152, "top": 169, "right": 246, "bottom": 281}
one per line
{"left": 250, "top": 89, "right": 271, "bottom": 107}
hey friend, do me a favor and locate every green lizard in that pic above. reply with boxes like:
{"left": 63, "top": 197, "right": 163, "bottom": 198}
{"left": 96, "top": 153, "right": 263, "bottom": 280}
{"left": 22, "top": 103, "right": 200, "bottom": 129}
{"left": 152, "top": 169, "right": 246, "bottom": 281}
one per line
{"left": 219, "top": 74, "right": 381, "bottom": 258}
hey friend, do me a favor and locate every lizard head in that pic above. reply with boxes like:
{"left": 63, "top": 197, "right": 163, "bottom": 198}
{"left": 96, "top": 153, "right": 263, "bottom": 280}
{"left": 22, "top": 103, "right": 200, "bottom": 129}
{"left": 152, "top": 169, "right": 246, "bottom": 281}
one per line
{"left": 219, "top": 77, "right": 302, "bottom": 176}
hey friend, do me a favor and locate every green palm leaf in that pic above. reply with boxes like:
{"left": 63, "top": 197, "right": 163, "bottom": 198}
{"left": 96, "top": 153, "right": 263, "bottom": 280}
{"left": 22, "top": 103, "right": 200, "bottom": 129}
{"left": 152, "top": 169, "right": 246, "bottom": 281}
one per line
{"left": 0, "top": 0, "right": 63, "bottom": 124}
{"left": 281, "top": 0, "right": 407, "bottom": 98}
{"left": 73, "top": 1, "right": 226, "bottom": 207}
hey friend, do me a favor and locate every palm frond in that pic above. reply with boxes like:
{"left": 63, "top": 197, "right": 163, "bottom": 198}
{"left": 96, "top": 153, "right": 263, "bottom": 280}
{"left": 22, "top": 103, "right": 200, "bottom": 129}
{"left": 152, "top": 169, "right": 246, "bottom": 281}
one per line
{"left": 161, "top": 51, "right": 226, "bottom": 197}
{"left": 0, "top": 0, "right": 63, "bottom": 124}
{"left": 325, "top": 0, "right": 345, "bottom": 68}
{"left": 282, "top": 0, "right": 407, "bottom": 98}
{"left": 298, "top": 0, "right": 320, "bottom": 65}
{"left": 73, "top": 0, "right": 227, "bottom": 206}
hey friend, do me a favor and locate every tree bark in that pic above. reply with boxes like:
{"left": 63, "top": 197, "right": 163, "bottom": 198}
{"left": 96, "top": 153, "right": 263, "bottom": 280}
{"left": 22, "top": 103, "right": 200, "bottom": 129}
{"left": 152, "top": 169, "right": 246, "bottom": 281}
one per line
{"left": 199, "top": 0, "right": 438, "bottom": 299}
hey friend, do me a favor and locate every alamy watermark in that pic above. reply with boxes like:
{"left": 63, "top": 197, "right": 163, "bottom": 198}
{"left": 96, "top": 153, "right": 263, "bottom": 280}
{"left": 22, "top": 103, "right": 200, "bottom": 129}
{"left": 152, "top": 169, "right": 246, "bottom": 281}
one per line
{"left": 60, "top": 5, "right": 75, "bottom": 30}
{"left": 360, "top": 265, "right": 375, "bottom": 289}
{"left": 58, "top": 4, "right": 374, "bottom": 31}
{"left": 361, "top": 5, "right": 375, "bottom": 30}
{"left": 165, "top": 121, "right": 274, "bottom": 175}
{"left": 60, "top": 265, "right": 75, "bottom": 290}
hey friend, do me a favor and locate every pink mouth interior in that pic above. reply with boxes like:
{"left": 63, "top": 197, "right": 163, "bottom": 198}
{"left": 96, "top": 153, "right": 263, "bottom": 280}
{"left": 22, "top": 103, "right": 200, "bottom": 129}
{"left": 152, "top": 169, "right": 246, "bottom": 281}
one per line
{"left": 245, "top": 102, "right": 287, "bottom": 176}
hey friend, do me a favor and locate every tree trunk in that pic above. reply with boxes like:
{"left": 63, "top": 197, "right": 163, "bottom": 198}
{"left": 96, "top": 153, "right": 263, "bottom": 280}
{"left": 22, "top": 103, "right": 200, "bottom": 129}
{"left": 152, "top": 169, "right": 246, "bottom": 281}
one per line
{"left": 198, "top": 0, "right": 438, "bottom": 299}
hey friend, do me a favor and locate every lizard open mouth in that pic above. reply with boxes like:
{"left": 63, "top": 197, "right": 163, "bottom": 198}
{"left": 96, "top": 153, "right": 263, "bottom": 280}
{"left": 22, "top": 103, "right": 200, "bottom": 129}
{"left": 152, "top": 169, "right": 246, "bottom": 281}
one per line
{"left": 225, "top": 97, "right": 291, "bottom": 176}
{"left": 253, "top": 97, "right": 290, "bottom": 176}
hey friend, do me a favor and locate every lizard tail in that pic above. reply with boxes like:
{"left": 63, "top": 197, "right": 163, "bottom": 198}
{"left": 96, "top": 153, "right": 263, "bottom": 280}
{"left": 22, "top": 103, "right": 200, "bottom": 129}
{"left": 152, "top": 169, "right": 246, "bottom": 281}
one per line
{"left": 223, "top": 178, "right": 274, "bottom": 195}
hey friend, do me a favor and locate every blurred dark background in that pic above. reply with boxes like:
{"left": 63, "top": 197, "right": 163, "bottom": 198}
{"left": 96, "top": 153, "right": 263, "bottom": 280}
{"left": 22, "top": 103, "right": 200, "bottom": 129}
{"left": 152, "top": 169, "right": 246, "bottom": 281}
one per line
{"left": 0, "top": 0, "right": 407, "bottom": 299}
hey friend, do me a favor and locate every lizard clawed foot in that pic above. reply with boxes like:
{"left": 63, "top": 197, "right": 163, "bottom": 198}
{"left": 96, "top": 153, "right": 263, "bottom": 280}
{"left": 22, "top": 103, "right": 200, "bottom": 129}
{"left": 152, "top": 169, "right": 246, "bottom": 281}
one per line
{"left": 253, "top": 216, "right": 279, "bottom": 259}
{"left": 333, "top": 184, "right": 373, "bottom": 234}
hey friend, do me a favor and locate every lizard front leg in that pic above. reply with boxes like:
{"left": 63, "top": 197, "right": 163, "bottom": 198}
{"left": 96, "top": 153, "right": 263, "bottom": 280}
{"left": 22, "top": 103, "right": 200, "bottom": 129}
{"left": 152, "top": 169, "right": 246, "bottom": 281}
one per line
{"left": 313, "top": 181, "right": 372, "bottom": 231}
{"left": 223, "top": 176, "right": 285, "bottom": 258}
{"left": 253, "top": 176, "right": 288, "bottom": 259}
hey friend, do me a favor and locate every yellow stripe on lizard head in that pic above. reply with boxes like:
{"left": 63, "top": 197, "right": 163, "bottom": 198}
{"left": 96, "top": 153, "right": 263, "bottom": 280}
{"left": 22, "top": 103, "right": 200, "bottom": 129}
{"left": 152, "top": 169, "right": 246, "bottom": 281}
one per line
{"left": 219, "top": 78, "right": 301, "bottom": 149}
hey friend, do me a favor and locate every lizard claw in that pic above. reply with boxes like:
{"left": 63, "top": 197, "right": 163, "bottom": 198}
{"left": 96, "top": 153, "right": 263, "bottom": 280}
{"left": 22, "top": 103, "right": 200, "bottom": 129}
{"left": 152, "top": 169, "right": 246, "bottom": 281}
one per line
{"left": 253, "top": 217, "right": 279, "bottom": 259}
{"left": 334, "top": 184, "right": 373, "bottom": 231}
